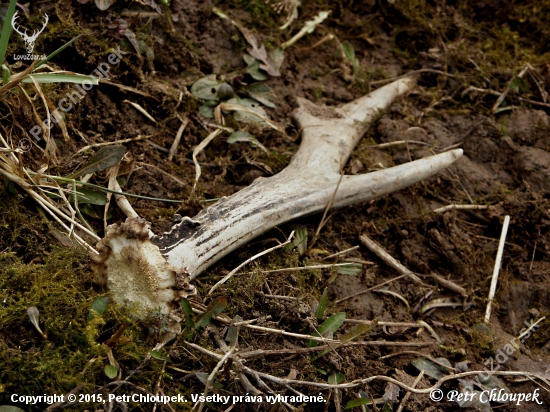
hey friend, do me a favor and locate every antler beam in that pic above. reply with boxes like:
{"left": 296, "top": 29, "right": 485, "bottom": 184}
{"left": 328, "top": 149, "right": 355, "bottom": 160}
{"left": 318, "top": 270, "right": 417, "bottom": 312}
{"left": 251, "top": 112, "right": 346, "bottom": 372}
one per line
{"left": 92, "top": 76, "right": 463, "bottom": 322}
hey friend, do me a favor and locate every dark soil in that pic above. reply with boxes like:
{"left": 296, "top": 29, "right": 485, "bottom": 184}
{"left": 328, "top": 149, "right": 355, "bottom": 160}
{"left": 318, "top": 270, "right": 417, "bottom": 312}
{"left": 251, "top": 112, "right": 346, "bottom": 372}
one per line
{"left": 1, "top": 0, "right": 550, "bottom": 411}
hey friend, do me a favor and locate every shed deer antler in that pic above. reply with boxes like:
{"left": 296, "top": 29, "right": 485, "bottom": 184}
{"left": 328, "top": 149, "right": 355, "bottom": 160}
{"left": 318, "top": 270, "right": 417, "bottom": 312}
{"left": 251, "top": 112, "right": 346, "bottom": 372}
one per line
{"left": 92, "top": 76, "right": 463, "bottom": 326}
{"left": 11, "top": 11, "right": 49, "bottom": 54}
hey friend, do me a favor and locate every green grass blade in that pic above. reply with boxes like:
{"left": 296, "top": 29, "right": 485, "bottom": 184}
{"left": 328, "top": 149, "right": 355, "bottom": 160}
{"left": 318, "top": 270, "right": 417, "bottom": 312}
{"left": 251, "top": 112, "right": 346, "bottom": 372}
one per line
{"left": 21, "top": 73, "right": 99, "bottom": 84}
{"left": 34, "top": 35, "right": 81, "bottom": 70}
{"left": 0, "top": 0, "right": 17, "bottom": 64}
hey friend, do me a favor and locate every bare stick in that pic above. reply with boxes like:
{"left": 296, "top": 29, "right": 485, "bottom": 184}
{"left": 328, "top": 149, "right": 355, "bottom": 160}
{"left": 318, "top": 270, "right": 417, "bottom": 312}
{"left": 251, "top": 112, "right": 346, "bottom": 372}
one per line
{"left": 336, "top": 273, "right": 410, "bottom": 304}
{"left": 484, "top": 215, "right": 510, "bottom": 324}
{"left": 359, "top": 234, "right": 424, "bottom": 285}
{"left": 195, "top": 348, "right": 234, "bottom": 412}
{"left": 321, "top": 245, "right": 360, "bottom": 261}
{"left": 168, "top": 116, "right": 188, "bottom": 161}
{"left": 242, "top": 262, "right": 361, "bottom": 275}
{"left": 430, "top": 273, "right": 468, "bottom": 297}
{"left": 396, "top": 370, "right": 425, "bottom": 412}
{"left": 208, "top": 230, "right": 295, "bottom": 295}
{"left": 433, "top": 204, "right": 489, "bottom": 213}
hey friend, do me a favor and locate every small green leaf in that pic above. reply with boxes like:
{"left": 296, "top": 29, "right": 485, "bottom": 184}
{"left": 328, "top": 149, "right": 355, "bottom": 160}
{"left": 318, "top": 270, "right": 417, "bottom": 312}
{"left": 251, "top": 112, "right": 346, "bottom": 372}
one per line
{"left": 244, "top": 54, "right": 269, "bottom": 81}
{"left": 283, "top": 226, "right": 308, "bottom": 255}
{"left": 411, "top": 357, "right": 452, "bottom": 380}
{"left": 181, "top": 298, "right": 195, "bottom": 340}
{"left": 270, "top": 48, "right": 285, "bottom": 72}
{"left": 381, "top": 400, "right": 393, "bottom": 412}
{"left": 68, "top": 145, "right": 127, "bottom": 179}
{"left": 328, "top": 371, "right": 344, "bottom": 385}
{"left": 191, "top": 75, "right": 222, "bottom": 100}
{"left": 88, "top": 296, "right": 109, "bottom": 322}
{"left": 344, "top": 398, "right": 371, "bottom": 411}
{"left": 151, "top": 349, "right": 168, "bottom": 360}
{"left": 309, "top": 312, "right": 345, "bottom": 347}
{"left": 198, "top": 101, "right": 218, "bottom": 118}
{"left": 104, "top": 364, "right": 117, "bottom": 379}
{"left": 2, "top": 64, "right": 10, "bottom": 84}
{"left": 315, "top": 288, "right": 328, "bottom": 321}
{"left": 341, "top": 41, "right": 356, "bottom": 62}
{"left": 21, "top": 73, "right": 99, "bottom": 85}
{"left": 71, "top": 188, "right": 108, "bottom": 205}
{"left": 245, "top": 83, "right": 276, "bottom": 108}
{"left": 195, "top": 297, "right": 228, "bottom": 330}
{"left": 337, "top": 263, "right": 362, "bottom": 275}
{"left": 508, "top": 76, "right": 530, "bottom": 93}
{"left": 227, "top": 131, "right": 260, "bottom": 145}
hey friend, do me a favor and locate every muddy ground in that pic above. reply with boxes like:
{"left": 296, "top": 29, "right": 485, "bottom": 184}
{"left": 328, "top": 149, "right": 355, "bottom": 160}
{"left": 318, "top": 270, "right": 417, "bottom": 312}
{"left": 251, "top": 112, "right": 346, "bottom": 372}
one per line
{"left": 1, "top": 0, "right": 550, "bottom": 411}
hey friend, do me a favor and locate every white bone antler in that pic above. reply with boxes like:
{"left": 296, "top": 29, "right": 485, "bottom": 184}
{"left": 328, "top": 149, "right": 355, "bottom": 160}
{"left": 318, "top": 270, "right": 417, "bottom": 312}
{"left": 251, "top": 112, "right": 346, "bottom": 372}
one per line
{"left": 92, "top": 76, "right": 463, "bottom": 322}
{"left": 11, "top": 12, "right": 49, "bottom": 54}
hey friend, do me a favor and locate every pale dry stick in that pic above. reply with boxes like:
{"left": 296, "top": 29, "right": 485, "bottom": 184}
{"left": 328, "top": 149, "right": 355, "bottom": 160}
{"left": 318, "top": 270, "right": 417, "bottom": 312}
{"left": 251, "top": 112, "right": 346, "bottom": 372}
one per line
{"left": 309, "top": 170, "right": 344, "bottom": 252}
{"left": 396, "top": 370, "right": 425, "bottom": 412}
{"left": 345, "top": 319, "right": 421, "bottom": 328}
{"left": 74, "top": 135, "right": 151, "bottom": 155}
{"left": 433, "top": 204, "right": 489, "bottom": 213}
{"left": 366, "top": 140, "right": 432, "bottom": 149}
{"left": 263, "top": 294, "right": 298, "bottom": 301}
{"left": 336, "top": 273, "right": 410, "bottom": 304}
{"left": 188, "top": 342, "right": 545, "bottom": 393}
{"left": 207, "top": 230, "right": 295, "bottom": 295}
{"left": 492, "top": 65, "right": 529, "bottom": 112}
{"left": 241, "top": 262, "right": 362, "bottom": 275}
{"left": 359, "top": 234, "right": 425, "bottom": 285}
{"left": 321, "top": 245, "right": 360, "bottom": 261}
{"left": 137, "top": 162, "right": 186, "bottom": 186}
{"left": 111, "top": 178, "right": 139, "bottom": 219}
{"left": 191, "top": 129, "right": 223, "bottom": 195}
{"left": 237, "top": 341, "right": 436, "bottom": 359}
{"left": 194, "top": 348, "right": 235, "bottom": 412}
{"left": 244, "top": 323, "right": 340, "bottom": 344}
{"left": 517, "top": 316, "right": 546, "bottom": 341}
{"left": 168, "top": 116, "right": 189, "bottom": 161}
{"left": 430, "top": 273, "right": 468, "bottom": 297}
{"left": 123, "top": 100, "right": 157, "bottom": 123}
{"left": 99, "top": 79, "right": 153, "bottom": 98}
{"left": 484, "top": 215, "right": 511, "bottom": 324}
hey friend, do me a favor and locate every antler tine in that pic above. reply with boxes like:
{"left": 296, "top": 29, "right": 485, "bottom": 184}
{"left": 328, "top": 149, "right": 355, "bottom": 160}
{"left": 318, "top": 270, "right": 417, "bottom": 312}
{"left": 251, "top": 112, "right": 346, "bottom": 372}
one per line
{"left": 11, "top": 12, "right": 28, "bottom": 37}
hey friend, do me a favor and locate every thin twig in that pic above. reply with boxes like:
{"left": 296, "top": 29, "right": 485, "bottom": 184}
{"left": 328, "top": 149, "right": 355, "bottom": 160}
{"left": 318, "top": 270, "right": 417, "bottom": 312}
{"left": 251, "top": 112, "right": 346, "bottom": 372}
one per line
{"left": 396, "top": 370, "right": 425, "bottom": 412}
{"left": 484, "top": 215, "right": 510, "bottom": 324}
{"left": 359, "top": 234, "right": 425, "bottom": 285}
{"left": 242, "top": 262, "right": 361, "bottom": 275}
{"left": 433, "top": 204, "right": 489, "bottom": 213}
{"left": 208, "top": 230, "right": 295, "bottom": 295}
{"left": 321, "top": 245, "right": 360, "bottom": 261}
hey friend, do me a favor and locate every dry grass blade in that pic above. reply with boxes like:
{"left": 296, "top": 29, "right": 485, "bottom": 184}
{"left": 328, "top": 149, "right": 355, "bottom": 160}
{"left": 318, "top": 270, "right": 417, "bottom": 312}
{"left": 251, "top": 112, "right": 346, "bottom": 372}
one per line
{"left": 74, "top": 135, "right": 151, "bottom": 155}
{"left": 192, "top": 129, "right": 223, "bottom": 194}
{"left": 208, "top": 230, "right": 295, "bottom": 295}
{"left": 123, "top": 100, "right": 157, "bottom": 123}
{"left": 168, "top": 116, "right": 188, "bottom": 161}
{"left": 218, "top": 102, "right": 284, "bottom": 132}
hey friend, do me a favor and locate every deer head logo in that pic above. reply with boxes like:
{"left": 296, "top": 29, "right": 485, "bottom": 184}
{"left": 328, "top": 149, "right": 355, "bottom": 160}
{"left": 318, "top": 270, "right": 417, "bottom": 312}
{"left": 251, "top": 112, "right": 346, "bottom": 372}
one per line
{"left": 11, "top": 11, "right": 49, "bottom": 54}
